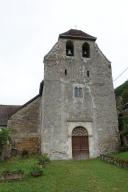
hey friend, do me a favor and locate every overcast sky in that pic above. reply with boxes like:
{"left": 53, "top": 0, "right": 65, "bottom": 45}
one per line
{"left": 0, "top": 0, "right": 128, "bottom": 105}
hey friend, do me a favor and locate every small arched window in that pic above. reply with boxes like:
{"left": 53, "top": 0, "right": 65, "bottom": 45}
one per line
{"left": 66, "top": 40, "right": 74, "bottom": 56}
{"left": 82, "top": 42, "right": 90, "bottom": 58}
{"left": 74, "top": 87, "right": 83, "bottom": 97}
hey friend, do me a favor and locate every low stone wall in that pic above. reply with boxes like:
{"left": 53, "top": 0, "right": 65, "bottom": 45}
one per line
{"left": 119, "top": 146, "right": 128, "bottom": 152}
{"left": 0, "top": 170, "right": 24, "bottom": 181}
{"left": 100, "top": 154, "right": 128, "bottom": 169}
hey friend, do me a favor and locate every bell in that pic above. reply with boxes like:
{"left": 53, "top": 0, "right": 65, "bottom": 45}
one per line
{"left": 68, "top": 49, "right": 72, "bottom": 55}
{"left": 84, "top": 51, "right": 87, "bottom": 55}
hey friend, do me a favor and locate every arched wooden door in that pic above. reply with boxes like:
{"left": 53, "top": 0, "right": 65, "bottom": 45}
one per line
{"left": 72, "top": 127, "right": 89, "bottom": 160}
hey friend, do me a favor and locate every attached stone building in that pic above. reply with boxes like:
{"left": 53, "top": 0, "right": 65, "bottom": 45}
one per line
{"left": 2, "top": 29, "right": 120, "bottom": 159}
{"left": 0, "top": 105, "right": 20, "bottom": 127}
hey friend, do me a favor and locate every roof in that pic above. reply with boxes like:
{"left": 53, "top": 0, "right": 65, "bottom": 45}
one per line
{"left": 59, "top": 29, "right": 97, "bottom": 41}
{"left": 0, "top": 105, "right": 21, "bottom": 126}
{"left": 0, "top": 80, "right": 44, "bottom": 125}
{"left": 19, "top": 95, "right": 40, "bottom": 110}
{"left": 39, "top": 80, "right": 44, "bottom": 96}
{"left": 18, "top": 80, "right": 44, "bottom": 111}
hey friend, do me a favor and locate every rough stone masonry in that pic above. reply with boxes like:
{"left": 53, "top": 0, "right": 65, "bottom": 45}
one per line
{"left": 7, "top": 29, "right": 120, "bottom": 159}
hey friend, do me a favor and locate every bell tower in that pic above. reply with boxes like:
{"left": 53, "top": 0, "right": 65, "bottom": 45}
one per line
{"left": 41, "top": 29, "right": 119, "bottom": 160}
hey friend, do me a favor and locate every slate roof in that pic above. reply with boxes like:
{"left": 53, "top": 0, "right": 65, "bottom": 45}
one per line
{"left": 0, "top": 80, "right": 44, "bottom": 126}
{"left": 0, "top": 105, "right": 21, "bottom": 126}
{"left": 59, "top": 29, "right": 96, "bottom": 41}
{"left": 18, "top": 95, "right": 40, "bottom": 110}
{"left": 39, "top": 80, "right": 44, "bottom": 96}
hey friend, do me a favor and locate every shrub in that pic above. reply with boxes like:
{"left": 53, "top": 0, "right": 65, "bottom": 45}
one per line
{"left": 38, "top": 154, "right": 50, "bottom": 165}
{"left": 0, "top": 128, "right": 11, "bottom": 161}
{"left": 30, "top": 166, "right": 43, "bottom": 177}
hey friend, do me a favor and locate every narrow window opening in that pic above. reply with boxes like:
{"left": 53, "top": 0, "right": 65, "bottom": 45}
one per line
{"left": 66, "top": 41, "right": 74, "bottom": 56}
{"left": 82, "top": 42, "right": 90, "bottom": 58}
{"left": 87, "top": 71, "right": 90, "bottom": 77}
{"left": 65, "top": 69, "right": 67, "bottom": 76}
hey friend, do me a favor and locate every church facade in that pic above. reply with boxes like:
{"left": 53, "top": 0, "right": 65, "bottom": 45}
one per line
{"left": 7, "top": 29, "right": 120, "bottom": 160}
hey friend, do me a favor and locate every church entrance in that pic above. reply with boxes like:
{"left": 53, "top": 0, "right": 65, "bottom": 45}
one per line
{"left": 72, "top": 127, "right": 89, "bottom": 160}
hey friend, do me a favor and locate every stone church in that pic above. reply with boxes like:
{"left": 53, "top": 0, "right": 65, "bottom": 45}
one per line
{"left": 0, "top": 29, "right": 120, "bottom": 159}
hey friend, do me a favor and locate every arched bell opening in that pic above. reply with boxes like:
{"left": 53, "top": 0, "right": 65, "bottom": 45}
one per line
{"left": 82, "top": 42, "right": 90, "bottom": 58}
{"left": 66, "top": 40, "right": 74, "bottom": 56}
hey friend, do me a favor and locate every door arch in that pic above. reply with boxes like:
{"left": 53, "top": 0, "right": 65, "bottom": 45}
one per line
{"left": 72, "top": 127, "right": 89, "bottom": 160}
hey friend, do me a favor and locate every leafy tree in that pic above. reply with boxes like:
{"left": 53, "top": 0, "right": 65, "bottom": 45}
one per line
{"left": 0, "top": 128, "right": 11, "bottom": 161}
{"left": 115, "top": 81, "right": 128, "bottom": 146}
{"left": 122, "top": 89, "right": 128, "bottom": 104}
{"left": 115, "top": 81, "right": 128, "bottom": 97}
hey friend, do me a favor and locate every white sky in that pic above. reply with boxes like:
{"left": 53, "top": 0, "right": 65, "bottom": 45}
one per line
{"left": 0, "top": 0, "right": 128, "bottom": 105}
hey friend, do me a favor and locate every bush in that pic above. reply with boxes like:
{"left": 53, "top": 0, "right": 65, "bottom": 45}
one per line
{"left": 0, "top": 128, "right": 11, "bottom": 161}
{"left": 30, "top": 166, "right": 43, "bottom": 177}
{"left": 38, "top": 154, "right": 50, "bottom": 165}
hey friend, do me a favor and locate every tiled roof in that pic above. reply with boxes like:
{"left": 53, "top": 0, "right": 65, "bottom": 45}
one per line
{"left": 59, "top": 29, "right": 96, "bottom": 41}
{"left": 0, "top": 105, "right": 20, "bottom": 126}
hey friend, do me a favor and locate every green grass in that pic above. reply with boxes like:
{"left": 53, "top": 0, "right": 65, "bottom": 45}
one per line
{"left": 0, "top": 156, "right": 128, "bottom": 192}
{"left": 112, "top": 152, "right": 128, "bottom": 160}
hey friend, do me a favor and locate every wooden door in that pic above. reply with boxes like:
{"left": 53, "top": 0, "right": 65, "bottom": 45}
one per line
{"left": 72, "top": 136, "right": 89, "bottom": 160}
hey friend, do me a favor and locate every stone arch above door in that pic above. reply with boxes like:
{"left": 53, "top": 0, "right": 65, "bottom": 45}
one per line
{"left": 72, "top": 126, "right": 88, "bottom": 136}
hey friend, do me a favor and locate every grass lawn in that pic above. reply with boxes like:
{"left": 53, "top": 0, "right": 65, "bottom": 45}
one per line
{"left": 112, "top": 151, "right": 128, "bottom": 160}
{"left": 0, "top": 156, "right": 128, "bottom": 192}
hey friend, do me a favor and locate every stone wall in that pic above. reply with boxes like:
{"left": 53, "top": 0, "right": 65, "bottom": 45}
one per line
{"left": 15, "top": 137, "right": 40, "bottom": 154}
{"left": 8, "top": 95, "right": 41, "bottom": 154}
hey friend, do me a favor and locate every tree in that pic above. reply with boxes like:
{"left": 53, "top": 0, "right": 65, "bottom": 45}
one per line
{"left": 122, "top": 89, "right": 128, "bottom": 105}
{"left": 0, "top": 128, "right": 11, "bottom": 161}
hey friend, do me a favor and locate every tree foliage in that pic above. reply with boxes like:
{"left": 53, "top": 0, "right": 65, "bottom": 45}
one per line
{"left": 115, "top": 81, "right": 128, "bottom": 98}
{"left": 119, "top": 116, "right": 128, "bottom": 134}
{"left": 115, "top": 81, "right": 128, "bottom": 146}
{"left": 0, "top": 128, "right": 11, "bottom": 160}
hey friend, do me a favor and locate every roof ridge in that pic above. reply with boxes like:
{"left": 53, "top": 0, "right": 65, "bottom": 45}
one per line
{"left": 0, "top": 104, "right": 21, "bottom": 107}
{"left": 59, "top": 29, "right": 96, "bottom": 41}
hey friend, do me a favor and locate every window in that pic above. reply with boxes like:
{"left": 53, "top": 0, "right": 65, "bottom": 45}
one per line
{"left": 65, "top": 69, "right": 67, "bottom": 76}
{"left": 82, "top": 42, "right": 90, "bottom": 58}
{"left": 66, "top": 40, "right": 74, "bottom": 56}
{"left": 74, "top": 87, "right": 83, "bottom": 97}
{"left": 87, "top": 70, "right": 90, "bottom": 77}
